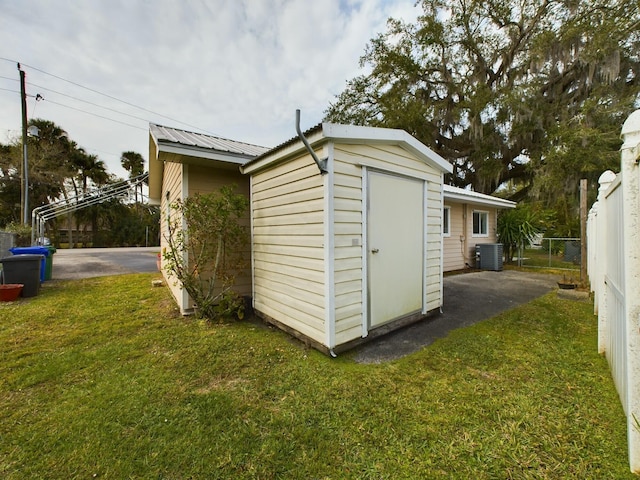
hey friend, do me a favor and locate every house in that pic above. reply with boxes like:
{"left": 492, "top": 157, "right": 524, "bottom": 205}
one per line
{"left": 240, "top": 123, "right": 452, "bottom": 354}
{"left": 148, "top": 123, "right": 269, "bottom": 314}
{"left": 148, "top": 121, "right": 456, "bottom": 354}
{"left": 442, "top": 185, "right": 516, "bottom": 272}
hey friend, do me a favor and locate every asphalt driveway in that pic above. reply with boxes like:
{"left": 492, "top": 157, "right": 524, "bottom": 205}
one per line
{"left": 51, "top": 247, "right": 160, "bottom": 280}
{"left": 352, "top": 270, "right": 560, "bottom": 363}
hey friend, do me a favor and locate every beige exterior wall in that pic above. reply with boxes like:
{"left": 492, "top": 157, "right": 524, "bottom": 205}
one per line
{"left": 160, "top": 161, "right": 187, "bottom": 311}
{"left": 187, "top": 164, "right": 252, "bottom": 298}
{"left": 442, "top": 201, "right": 499, "bottom": 272}
{"left": 443, "top": 202, "right": 466, "bottom": 271}
{"left": 160, "top": 161, "right": 252, "bottom": 314}
{"left": 250, "top": 153, "right": 326, "bottom": 344}
{"left": 467, "top": 207, "right": 499, "bottom": 266}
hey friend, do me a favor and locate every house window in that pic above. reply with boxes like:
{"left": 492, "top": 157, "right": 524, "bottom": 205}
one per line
{"left": 443, "top": 206, "right": 450, "bottom": 236}
{"left": 473, "top": 210, "right": 488, "bottom": 237}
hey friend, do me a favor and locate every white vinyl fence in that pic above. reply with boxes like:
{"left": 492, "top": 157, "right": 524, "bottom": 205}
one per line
{"left": 587, "top": 109, "right": 640, "bottom": 473}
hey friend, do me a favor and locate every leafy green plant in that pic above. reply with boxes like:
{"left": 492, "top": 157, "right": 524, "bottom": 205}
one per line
{"left": 497, "top": 205, "right": 541, "bottom": 263}
{"left": 4, "top": 221, "right": 32, "bottom": 246}
{"left": 162, "top": 185, "right": 248, "bottom": 321}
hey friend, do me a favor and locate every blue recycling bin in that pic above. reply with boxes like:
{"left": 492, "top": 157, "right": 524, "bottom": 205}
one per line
{"left": 10, "top": 246, "right": 49, "bottom": 282}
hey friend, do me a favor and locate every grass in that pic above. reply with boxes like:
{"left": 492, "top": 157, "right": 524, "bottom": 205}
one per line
{"left": 0, "top": 273, "right": 634, "bottom": 479}
{"left": 517, "top": 247, "right": 580, "bottom": 271}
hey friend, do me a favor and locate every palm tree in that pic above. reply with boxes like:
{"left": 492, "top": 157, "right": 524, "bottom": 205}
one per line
{"left": 72, "top": 152, "right": 110, "bottom": 246}
{"left": 120, "top": 151, "right": 145, "bottom": 203}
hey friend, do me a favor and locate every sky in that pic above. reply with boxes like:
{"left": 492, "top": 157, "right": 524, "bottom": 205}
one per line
{"left": 0, "top": 0, "right": 420, "bottom": 180}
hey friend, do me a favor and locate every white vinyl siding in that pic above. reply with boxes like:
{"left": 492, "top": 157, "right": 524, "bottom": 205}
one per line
{"left": 245, "top": 128, "right": 448, "bottom": 352}
{"left": 334, "top": 143, "right": 444, "bottom": 333}
{"left": 332, "top": 148, "right": 364, "bottom": 345}
{"left": 425, "top": 179, "right": 444, "bottom": 312}
{"left": 250, "top": 154, "right": 326, "bottom": 345}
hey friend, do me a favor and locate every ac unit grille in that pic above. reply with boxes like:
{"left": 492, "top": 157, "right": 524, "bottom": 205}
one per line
{"left": 476, "top": 243, "right": 504, "bottom": 271}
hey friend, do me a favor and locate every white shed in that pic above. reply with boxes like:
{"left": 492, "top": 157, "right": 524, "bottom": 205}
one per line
{"left": 240, "top": 123, "right": 452, "bottom": 355}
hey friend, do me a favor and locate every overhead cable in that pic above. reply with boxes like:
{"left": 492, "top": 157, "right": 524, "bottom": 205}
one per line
{"left": 42, "top": 98, "right": 147, "bottom": 131}
{"left": 1, "top": 56, "right": 217, "bottom": 135}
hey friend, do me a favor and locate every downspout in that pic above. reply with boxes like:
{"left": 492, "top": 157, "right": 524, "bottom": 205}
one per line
{"left": 296, "top": 109, "right": 328, "bottom": 174}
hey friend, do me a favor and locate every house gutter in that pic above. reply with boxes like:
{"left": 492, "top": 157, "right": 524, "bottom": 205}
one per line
{"left": 296, "top": 109, "right": 328, "bottom": 174}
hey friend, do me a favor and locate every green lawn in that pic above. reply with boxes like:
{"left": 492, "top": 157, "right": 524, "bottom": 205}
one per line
{"left": 0, "top": 273, "right": 634, "bottom": 479}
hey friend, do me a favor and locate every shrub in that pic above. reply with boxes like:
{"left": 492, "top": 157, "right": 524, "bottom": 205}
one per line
{"left": 162, "top": 185, "right": 249, "bottom": 321}
{"left": 4, "top": 222, "right": 32, "bottom": 246}
{"left": 497, "top": 205, "right": 541, "bottom": 263}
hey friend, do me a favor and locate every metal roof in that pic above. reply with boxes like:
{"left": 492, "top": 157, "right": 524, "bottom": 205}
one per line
{"left": 150, "top": 123, "right": 269, "bottom": 158}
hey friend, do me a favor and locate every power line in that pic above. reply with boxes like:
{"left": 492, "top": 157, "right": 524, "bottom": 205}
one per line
{"left": 3, "top": 75, "right": 148, "bottom": 130}
{"left": 28, "top": 82, "right": 152, "bottom": 124}
{"left": 0, "top": 74, "right": 19, "bottom": 83}
{"left": 3, "top": 87, "right": 143, "bottom": 133}
{"left": 12, "top": 60, "right": 216, "bottom": 135}
{"left": 42, "top": 98, "right": 147, "bottom": 131}
{"left": 1, "top": 56, "right": 220, "bottom": 135}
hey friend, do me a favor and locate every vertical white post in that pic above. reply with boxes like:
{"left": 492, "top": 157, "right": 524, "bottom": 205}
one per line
{"left": 587, "top": 205, "right": 596, "bottom": 295}
{"left": 595, "top": 170, "right": 616, "bottom": 352}
{"left": 323, "top": 143, "right": 336, "bottom": 352}
{"left": 621, "top": 109, "right": 640, "bottom": 473}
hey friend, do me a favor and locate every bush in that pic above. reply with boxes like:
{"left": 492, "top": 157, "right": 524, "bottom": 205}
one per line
{"left": 4, "top": 222, "right": 32, "bottom": 247}
{"left": 497, "top": 205, "right": 541, "bottom": 263}
{"left": 162, "top": 185, "right": 248, "bottom": 321}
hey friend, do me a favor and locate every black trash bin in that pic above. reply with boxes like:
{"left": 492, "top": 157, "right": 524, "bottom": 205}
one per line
{"left": 0, "top": 254, "right": 43, "bottom": 297}
{"left": 10, "top": 246, "right": 49, "bottom": 282}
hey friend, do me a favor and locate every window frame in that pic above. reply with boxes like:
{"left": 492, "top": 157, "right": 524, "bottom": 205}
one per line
{"left": 472, "top": 210, "right": 489, "bottom": 237}
{"left": 443, "top": 206, "right": 451, "bottom": 237}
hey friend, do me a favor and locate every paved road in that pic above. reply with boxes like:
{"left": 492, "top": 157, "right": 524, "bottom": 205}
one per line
{"left": 52, "top": 247, "right": 160, "bottom": 280}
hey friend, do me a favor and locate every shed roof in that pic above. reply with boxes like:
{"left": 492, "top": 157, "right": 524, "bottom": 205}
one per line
{"left": 148, "top": 123, "right": 269, "bottom": 204}
{"left": 150, "top": 123, "right": 269, "bottom": 158}
{"left": 241, "top": 123, "right": 453, "bottom": 175}
{"left": 443, "top": 184, "right": 516, "bottom": 209}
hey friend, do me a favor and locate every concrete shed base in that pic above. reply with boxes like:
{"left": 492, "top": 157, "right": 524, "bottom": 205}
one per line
{"left": 254, "top": 307, "right": 441, "bottom": 357}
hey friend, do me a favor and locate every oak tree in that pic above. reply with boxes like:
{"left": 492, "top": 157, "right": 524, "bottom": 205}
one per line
{"left": 326, "top": 0, "right": 640, "bottom": 208}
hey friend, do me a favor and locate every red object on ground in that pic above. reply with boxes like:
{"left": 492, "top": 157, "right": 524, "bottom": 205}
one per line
{"left": 0, "top": 284, "right": 23, "bottom": 302}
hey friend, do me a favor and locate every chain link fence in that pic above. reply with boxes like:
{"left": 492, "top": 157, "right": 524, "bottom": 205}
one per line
{"left": 515, "top": 237, "right": 581, "bottom": 270}
{"left": 0, "top": 231, "right": 16, "bottom": 259}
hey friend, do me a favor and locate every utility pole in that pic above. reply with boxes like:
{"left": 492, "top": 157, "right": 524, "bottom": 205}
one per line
{"left": 18, "top": 63, "right": 29, "bottom": 225}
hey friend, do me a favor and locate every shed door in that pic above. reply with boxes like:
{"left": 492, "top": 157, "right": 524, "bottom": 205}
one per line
{"left": 368, "top": 171, "right": 424, "bottom": 328}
